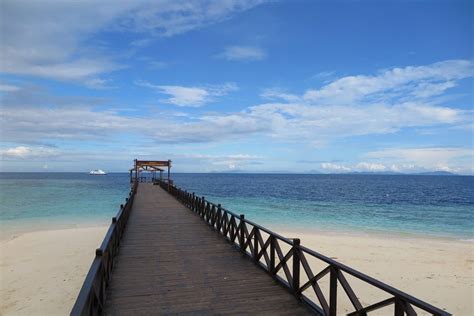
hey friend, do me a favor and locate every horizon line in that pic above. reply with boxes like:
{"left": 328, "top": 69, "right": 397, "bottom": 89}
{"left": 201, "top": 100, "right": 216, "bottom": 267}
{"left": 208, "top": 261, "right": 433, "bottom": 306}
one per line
{"left": 0, "top": 171, "right": 472, "bottom": 176}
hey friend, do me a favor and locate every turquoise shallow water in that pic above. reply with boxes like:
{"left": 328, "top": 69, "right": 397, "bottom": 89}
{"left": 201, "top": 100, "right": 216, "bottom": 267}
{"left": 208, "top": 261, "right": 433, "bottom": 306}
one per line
{"left": 0, "top": 173, "right": 473, "bottom": 239}
{"left": 205, "top": 196, "right": 473, "bottom": 239}
{"left": 0, "top": 173, "right": 129, "bottom": 236}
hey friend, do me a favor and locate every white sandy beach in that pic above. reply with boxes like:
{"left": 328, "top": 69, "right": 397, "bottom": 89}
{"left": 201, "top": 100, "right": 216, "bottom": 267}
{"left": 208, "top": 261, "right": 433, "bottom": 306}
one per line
{"left": 0, "top": 227, "right": 472, "bottom": 315}
{"left": 0, "top": 227, "right": 107, "bottom": 315}
{"left": 282, "top": 230, "right": 473, "bottom": 315}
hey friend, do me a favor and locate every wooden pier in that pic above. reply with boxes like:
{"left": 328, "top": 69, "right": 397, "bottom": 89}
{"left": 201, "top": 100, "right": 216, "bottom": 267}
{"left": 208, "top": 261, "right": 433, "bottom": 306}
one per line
{"left": 71, "top": 160, "right": 450, "bottom": 316}
{"left": 102, "top": 183, "right": 310, "bottom": 315}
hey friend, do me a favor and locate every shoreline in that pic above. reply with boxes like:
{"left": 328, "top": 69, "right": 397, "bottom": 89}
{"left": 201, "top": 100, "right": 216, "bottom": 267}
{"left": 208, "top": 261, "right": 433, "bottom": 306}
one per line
{"left": 254, "top": 223, "right": 474, "bottom": 244}
{"left": 3, "top": 217, "right": 472, "bottom": 243}
{"left": 0, "top": 220, "right": 110, "bottom": 242}
{"left": 268, "top": 222, "right": 474, "bottom": 244}
{"left": 1, "top": 224, "right": 472, "bottom": 315}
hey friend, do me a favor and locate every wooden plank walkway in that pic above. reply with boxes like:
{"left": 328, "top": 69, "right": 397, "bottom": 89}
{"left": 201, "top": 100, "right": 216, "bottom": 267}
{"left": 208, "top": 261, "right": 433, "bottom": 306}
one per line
{"left": 103, "top": 183, "right": 312, "bottom": 315}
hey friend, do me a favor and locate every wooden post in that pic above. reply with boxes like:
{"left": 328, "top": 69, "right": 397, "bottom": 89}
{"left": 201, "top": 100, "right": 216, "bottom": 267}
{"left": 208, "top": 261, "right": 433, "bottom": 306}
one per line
{"left": 239, "top": 214, "right": 245, "bottom": 252}
{"left": 329, "top": 266, "right": 338, "bottom": 316}
{"left": 270, "top": 235, "right": 275, "bottom": 273}
{"left": 394, "top": 298, "right": 404, "bottom": 316}
{"left": 213, "top": 205, "right": 218, "bottom": 227}
{"left": 201, "top": 197, "right": 205, "bottom": 218}
{"left": 292, "top": 238, "right": 301, "bottom": 295}
{"left": 210, "top": 205, "right": 215, "bottom": 225}
{"left": 134, "top": 159, "right": 138, "bottom": 183}
{"left": 253, "top": 228, "right": 259, "bottom": 262}
{"left": 217, "top": 204, "right": 222, "bottom": 231}
{"left": 167, "top": 159, "right": 171, "bottom": 192}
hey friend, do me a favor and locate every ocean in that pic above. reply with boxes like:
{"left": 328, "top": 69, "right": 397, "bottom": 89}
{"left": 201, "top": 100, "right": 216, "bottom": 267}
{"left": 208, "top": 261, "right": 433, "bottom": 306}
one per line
{"left": 0, "top": 173, "right": 472, "bottom": 239}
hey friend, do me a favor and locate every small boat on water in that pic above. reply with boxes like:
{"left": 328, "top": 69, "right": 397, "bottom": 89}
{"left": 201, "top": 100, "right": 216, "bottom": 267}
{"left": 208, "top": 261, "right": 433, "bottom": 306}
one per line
{"left": 89, "top": 169, "right": 107, "bottom": 175}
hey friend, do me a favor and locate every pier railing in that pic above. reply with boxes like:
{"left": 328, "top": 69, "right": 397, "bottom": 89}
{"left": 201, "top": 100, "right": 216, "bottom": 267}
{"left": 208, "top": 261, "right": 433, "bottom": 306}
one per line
{"left": 158, "top": 180, "right": 450, "bottom": 316}
{"left": 71, "top": 181, "right": 138, "bottom": 316}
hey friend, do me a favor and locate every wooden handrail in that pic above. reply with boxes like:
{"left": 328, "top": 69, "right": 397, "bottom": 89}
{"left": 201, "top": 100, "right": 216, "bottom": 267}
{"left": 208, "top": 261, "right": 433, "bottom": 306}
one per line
{"left": 70, "top": 181, "right": 138, "bottom": 316}
{"left": 158, "top": 180, "right": 450, "bottom": 316}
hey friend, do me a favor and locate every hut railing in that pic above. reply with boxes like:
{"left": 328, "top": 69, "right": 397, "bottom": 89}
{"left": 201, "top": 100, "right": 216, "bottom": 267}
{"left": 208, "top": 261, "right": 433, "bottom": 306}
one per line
{"left": 70, "top": 181, "right": 138, "bottom": 316}
{"left": 158, "top": 180, "right": 450, "bottom": 316}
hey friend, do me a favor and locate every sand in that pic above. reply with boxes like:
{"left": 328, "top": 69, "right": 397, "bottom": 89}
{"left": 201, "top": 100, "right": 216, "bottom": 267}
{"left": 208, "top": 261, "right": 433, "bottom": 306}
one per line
{"left": 281, "top": 230, "right": 473, "bottom": 315}
{"left": 0, "top": 227, "right": 107, "bottom": 315}
{"left": 0, "top": 227, "right": 472, "bottom": 315}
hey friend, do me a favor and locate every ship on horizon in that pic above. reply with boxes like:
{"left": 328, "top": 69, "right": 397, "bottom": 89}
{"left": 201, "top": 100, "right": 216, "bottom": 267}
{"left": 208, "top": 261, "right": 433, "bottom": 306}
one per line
{"left": 89, "top": 169, "right": 107, "bottom": 175}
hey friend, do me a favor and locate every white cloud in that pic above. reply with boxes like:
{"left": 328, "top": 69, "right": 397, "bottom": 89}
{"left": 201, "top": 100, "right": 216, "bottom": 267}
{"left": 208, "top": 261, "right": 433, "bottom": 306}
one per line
{"left": 363, "top": 147, "right": 474, "bottom": 173}
{"left": 260, "top": 88, "right": 301, "bottom": 102}
{"left": 176, "top": 153, "right": 263, "bottom": 171}
{"left": 1, "top": 60, "right": 472, "bottom": 173}
{"left": 1, "top": 87, "right": 469, "bottom": 147}
{"left": 1, "top": 1, "right": 131, "bottom": 84}
{"left": 136, "top": 81, "right": 238, "bottom": 107}
{"left": 0, "top": 84, "right": 21, "bottom": 92}
{"left": 320, "top": 162, "right": 351, "bottom": 172}
{"left": 0, "top": 0, "right": 266, "bottom": 83}
{"left": 84, "top": 78, "right": 115, "bottom": 89}
{"left": 303, "top": 60, "right": 473, "bottom": 104}
{"left": 116, "top": 1, "right": 268, "bottom": 37}
{"left": 309, "top": 71, "right": 336, "bottom": 81}
{"left": 217, "top": 45, "right": 266, "bottom": 61}
{"left": 319, "top": 151, "right": 474, "bottom": 174}
{"left": 0, "top": 106, "right": 134, "bottom": 141}
{"left": 0, "top": 103, "right": 262, "bottom": 144}
{"left": 239, "top": 101, "right": 466, "bottom": 144}
{"left": 321, "top": 161, "right": 391, "bottom": 173}
{"left": 158, "top": 86, "right": 211, "bottom": 107}
{"left": 245, "top": 59, "right": 472, "bottom": 144}
{"left": 1, "top": 146, "right": 59, "bottom": 159}
{"left": 355, "top": 162, "right": 387, "bottom": 172}
{"left": 3, "top": 146, "right": 31, "bottom": 157}
{"left": 1, "top": 57, "right": 122, "bottom": 83}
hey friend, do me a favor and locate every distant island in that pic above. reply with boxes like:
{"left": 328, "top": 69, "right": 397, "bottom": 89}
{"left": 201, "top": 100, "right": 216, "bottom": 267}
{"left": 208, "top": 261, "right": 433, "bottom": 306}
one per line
{"left": 414, "top": 171, "right": 456, "bottom": 176}
{"left": 210, "top": 170, "right": 459, "bottom": 176}
{"left": 344, "top": 171, "right": 456, "bottom": 176}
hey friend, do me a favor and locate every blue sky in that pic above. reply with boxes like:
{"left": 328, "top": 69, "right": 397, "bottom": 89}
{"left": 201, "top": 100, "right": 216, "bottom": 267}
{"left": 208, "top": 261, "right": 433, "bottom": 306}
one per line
{"left": 0, "top": 0, "right": 473, "bottom": 173}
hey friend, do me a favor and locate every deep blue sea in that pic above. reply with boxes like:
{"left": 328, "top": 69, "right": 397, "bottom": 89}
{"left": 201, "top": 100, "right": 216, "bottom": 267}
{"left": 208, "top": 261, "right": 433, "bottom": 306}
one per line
{"left": 0, "top": 173, "right": 473, "bottom": 239}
